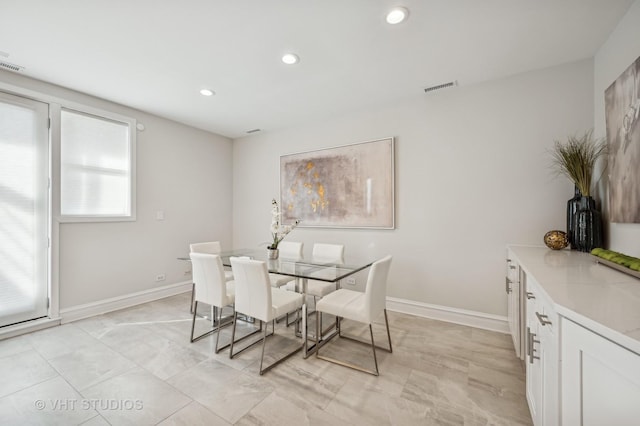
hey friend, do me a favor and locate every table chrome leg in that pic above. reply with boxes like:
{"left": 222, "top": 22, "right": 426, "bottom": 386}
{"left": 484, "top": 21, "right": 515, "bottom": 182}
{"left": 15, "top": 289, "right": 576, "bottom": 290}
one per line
{"left": 301, "top": 301, "right": 307, "bottom": 356}
{"left": 190, "top": 283, "right": 195, "bottom": 314}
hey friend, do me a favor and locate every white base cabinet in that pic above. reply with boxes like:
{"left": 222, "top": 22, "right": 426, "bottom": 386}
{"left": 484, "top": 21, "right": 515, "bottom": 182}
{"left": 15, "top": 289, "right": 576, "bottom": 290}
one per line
{"left": 506, "top": 245, "right": 640, "bottom": 426}
{"left": 525, "top": 276, "right": 558, "bottom": 426}
{"left": 506, "top": 256, "right": 525, "bottom": 359}
{"left": 561, "top": 319, "right": 640, "bottom": 426}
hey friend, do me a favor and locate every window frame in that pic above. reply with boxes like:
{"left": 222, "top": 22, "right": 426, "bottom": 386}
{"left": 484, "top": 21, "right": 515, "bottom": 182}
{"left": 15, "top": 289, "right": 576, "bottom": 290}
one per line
{"left": 57, "top": 104, "right": 137, "bottom": 223}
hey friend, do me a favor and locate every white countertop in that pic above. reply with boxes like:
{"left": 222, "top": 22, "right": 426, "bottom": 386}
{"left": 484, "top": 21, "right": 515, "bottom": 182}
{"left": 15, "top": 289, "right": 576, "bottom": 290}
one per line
{"left": 508, "top": 245, "right": 640, "bottom": 355}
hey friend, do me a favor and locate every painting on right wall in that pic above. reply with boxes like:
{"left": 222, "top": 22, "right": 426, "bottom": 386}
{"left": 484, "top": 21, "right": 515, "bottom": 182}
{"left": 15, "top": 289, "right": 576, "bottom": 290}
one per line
{"left": 605, "top": 54, "right": 640, "bottom": 223}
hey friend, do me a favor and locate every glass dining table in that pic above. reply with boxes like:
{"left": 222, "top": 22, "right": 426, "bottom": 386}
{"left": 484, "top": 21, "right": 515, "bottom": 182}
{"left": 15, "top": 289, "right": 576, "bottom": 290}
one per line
{"left": 180, "top": 248, "right": 378, "bottom": 358}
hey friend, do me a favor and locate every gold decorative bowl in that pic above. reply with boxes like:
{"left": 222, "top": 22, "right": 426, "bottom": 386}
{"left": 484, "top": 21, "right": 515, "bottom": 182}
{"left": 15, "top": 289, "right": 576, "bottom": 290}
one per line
{"left": 544, "top": 230, "right": 568, "bottom": 250}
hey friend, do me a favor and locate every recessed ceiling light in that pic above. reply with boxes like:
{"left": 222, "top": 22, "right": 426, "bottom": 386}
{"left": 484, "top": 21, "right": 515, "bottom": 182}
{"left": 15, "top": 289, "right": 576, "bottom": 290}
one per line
{"left": 199, "top": 88, "right": 215, "bottom": 96}
{"left": 386, "top": 7, "right": 409, "bottom": 24}
{"left": 282, "top": 53, "right": 299, "bottom": 65}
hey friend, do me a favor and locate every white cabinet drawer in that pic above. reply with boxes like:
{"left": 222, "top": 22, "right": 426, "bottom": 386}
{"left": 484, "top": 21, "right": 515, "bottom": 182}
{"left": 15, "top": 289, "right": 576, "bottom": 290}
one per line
{"left": 562, "top": 318, "right": 640, "bottom": 426}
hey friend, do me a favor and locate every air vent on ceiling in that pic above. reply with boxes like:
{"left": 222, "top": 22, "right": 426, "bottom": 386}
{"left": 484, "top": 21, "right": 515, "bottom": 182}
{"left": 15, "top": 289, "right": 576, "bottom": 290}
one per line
{"left": 424, "top": 81, "right": 457, "bottom": 93}
{"left": 0, "top": 60, "right": 25, "bottom": 73}
{"left": 246, "top": 128, "right": 261, "bottom": 134}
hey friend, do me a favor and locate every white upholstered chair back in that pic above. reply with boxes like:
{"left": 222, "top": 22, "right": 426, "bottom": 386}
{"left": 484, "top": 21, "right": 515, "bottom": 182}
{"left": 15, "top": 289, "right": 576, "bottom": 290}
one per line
{"left": 230, "top": 257, "right": 273, "bottom": 323}
{"left": 277, "top": 241, "right": 304, "bottom": 260}
{"left": 312, "top": 243, "right": 344, "bottom": 264}
{"left": 363, "top": 255, "right": 393, "bottom": 323}
{"left": 190, "top": 241, "right": 222, "bottom": 254}
{"left": 190, "top": 253, "right": 232, "bottom": 308}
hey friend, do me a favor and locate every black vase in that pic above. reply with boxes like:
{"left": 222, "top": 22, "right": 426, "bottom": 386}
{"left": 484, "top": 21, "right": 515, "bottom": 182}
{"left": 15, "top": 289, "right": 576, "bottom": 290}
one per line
{"left": 566, "top": 186, "right": 582, "bottom": 249}
{"left": 573, "top": 196, "right": 603, "bottom": 252}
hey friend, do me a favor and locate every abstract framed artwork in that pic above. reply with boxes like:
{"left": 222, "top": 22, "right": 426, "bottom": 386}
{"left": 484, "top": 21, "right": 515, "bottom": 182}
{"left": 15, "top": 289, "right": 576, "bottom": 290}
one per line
{"left": 605, "top": 54, "right": 640, "bottom": 223}
{"left": 280, "top": 137, "right": 395, "bottom": 229}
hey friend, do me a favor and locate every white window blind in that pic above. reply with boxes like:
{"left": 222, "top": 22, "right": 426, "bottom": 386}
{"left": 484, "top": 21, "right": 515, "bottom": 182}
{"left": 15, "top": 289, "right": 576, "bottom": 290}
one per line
{"left": 60, "top": 108, "right": 134, "bottom": 219}
{"left": 0, "top": 93, "right": 49, "bottom": 327}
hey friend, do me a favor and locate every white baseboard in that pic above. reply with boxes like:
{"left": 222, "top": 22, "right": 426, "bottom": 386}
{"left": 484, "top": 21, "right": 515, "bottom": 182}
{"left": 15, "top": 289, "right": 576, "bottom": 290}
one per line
{"left": 58, "top": 284, "right": 507, "bottom": 333}
{"left": 386, "top": 296, "right": 509, "bottom": 334}
{"left": 0, "top": 318, "right": 61, "bottom": 340}
{"left": 60, "top": 281, "right": 192, "bottom": 324}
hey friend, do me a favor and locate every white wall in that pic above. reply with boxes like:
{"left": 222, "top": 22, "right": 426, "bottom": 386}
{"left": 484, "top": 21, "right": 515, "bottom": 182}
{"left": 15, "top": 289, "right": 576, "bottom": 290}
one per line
{"left": 233, "top": 59, "right": 594, "bottom": 317}
{"left": 0, "top": 70, "right": 233, "bottom": 310}
{"left": 594, "top": 0, "right": 640, "bottom": 257}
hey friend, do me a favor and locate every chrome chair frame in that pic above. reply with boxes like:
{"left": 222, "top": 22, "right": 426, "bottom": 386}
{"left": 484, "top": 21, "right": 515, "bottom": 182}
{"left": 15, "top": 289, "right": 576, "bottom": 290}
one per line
{"left": 315, "top": 309, "right": 392, "bottom": 376}
{"left": 229, "top": 309, "right": 302, "bottom": 375}
{"left": 190, "top": 301, "right": 234, "bottom": 353}
{"left": 229, "top": 257, "right": 304, "bottom": 375}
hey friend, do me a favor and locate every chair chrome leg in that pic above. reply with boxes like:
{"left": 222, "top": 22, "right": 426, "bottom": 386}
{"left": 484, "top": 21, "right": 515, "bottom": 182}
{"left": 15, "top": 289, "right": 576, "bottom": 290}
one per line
{"left": 285, "top": 310, "right": 299, "bottom": 327}
{"left": 229, "top": 318, "right": 271, "bottom": 358}
{"left": 315, "top": 315, "right": 388, "bottom": 376}
{"left": 215, "top": 305, "right": 223, "bottom": 353}
{"left": 191, "top": 302, "right": 235, "bottom": 345}
{"left": 369, "top": 324, "right": 379, "bottom": 375}
{"left": 315, "top": 310, "right": 320, "bottom": 357}
{"left": 229, "top": 312, "right": 238, "bottom": 358}
{"left": 384, "top": 309, "right": 393, "bottom": 353}
{"left": 317, "top": 297, "right": 323, "bottom": 334}
{"left": 190, "top": 283, "right": 195, "bottom": 314}
{"left": 190, "top": 301, "right": 219, "bottom": 343}
{"left": 190, "top": 301, "right": 198, "bottom": 342}
{"left": 259, "top": 321, "right": 268, "bottom": 374}
{"left": 260, "top": 311, "right": 304, "bottom": 375}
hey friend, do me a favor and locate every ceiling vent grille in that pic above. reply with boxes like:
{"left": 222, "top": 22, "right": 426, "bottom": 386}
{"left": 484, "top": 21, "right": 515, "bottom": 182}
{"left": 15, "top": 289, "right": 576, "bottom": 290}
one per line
{"left": 424, "top": 81, "right": 457, "bottom": 93}
{"left": 0, "top": 61, "right": 24, "bottom": 73}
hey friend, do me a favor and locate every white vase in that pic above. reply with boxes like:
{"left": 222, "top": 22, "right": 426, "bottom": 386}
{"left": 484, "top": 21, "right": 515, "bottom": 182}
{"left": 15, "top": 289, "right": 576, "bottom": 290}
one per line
{"left": 268, "top": 248, "right": 279, "bottom": 259}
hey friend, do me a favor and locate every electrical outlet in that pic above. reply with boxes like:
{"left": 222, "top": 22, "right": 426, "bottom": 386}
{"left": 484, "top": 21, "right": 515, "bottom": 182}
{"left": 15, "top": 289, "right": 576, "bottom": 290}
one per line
{"left": 346, "top": 277, "right": 356, "bottom": 285}
{"left": 155, "top": 273, "right": 166, "bottom": 282}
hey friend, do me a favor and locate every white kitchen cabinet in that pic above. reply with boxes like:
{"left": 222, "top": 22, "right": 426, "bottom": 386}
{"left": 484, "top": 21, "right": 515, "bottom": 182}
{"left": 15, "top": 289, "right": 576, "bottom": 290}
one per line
{"left": 562, "top": 318, "right": 640, "bottom": 426}
{"left": 507, "top": 245, "right": 640, "bottom": 426}
{"left": 506, "top": 254, "right": 525, "bottom": 359}
{"left": 525, "top": 276, "right": 558, "bottom": 426}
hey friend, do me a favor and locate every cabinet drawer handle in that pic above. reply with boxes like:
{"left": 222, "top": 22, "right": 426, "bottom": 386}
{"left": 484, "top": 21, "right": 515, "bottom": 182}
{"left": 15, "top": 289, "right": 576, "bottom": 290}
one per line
{"left": 505, "top": 277, "right": 512, "bottom": 294}
{"left": 527, "top": 327, "right": 540, "bottom": 364}
{"left": 536, "top": 312, "right": 552, "bottom": 326}
{"left": 526, "top": 292, "right": 535, "bottom": 300}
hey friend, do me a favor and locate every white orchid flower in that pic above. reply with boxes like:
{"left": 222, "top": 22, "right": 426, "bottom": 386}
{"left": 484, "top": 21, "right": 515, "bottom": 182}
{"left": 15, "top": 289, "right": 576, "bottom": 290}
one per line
{"left": 269, "top": 198, "right": 300, "bottom": 249}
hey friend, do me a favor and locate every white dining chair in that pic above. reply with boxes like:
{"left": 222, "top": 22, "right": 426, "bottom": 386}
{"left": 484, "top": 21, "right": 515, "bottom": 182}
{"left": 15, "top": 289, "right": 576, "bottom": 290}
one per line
{"left": 269, "top": 241, "right": 304, "bottom": 287}
{"left": 283, "top": 243, "right": 344, "bottom": 295}
{"left": 189, "top": 253, "right": 236, "bottom": 353}
{"left": 283, "top": 243, "right": 344, "bottom": 329}
{"left": 189, "top": 241, "right": 233, "bottom": 314}
{"left": 315, "top": 255, "right": 393, "bottom": 376}
{"left": 308, "top": 243, "right": 345, "bottom": 296}
{"left": 229, "top": 257, "right": 304, "bottom": 375}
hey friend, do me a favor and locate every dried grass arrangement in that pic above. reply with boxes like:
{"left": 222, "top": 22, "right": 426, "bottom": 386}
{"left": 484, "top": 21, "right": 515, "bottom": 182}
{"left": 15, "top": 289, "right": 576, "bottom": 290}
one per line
{"left": 550, "top": 130, "right": 607, "bottom": 197}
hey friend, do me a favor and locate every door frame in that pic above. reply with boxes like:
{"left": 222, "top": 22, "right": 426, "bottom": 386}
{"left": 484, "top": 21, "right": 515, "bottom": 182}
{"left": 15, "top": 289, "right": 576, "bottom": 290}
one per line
{"left": 0, "top": 81, "right": 63, "bottom": 339}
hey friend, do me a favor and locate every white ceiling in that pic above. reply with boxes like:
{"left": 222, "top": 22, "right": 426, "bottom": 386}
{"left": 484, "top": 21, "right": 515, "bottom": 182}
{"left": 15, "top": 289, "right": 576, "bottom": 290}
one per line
{"left": 0, "top": 0, "right": 633, "bottom": 139}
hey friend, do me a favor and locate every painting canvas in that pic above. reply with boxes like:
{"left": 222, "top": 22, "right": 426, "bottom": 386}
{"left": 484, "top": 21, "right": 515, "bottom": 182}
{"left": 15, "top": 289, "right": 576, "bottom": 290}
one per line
{"left": 605, "top": 55, "right": 640, "bottom": 223}
{"left": 280, "top": 137, "right": 394, "bottom": 229}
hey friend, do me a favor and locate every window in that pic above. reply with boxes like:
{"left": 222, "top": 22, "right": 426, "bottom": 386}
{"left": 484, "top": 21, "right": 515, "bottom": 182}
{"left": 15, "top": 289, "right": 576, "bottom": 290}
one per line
{"left": 60, "top": 108, "right": 135, "bottom": 220}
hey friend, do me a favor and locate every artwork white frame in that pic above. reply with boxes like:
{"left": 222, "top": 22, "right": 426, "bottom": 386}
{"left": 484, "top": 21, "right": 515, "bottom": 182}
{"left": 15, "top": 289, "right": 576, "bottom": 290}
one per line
{"left": 280, "top": 137, "right": 395, "bottom": 229}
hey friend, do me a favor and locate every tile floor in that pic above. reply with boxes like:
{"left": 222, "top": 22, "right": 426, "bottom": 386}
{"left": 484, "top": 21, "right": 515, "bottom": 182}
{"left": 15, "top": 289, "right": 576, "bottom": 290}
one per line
{"left": 0, "top": 293, "right": 532, "bottom": 425}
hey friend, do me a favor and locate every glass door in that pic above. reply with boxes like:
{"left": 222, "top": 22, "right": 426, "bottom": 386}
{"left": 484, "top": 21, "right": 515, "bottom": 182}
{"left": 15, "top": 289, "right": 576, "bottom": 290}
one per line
{"left": 0, "top": 91, "right": 49, "bottom": 328}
